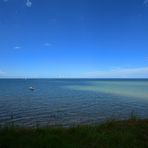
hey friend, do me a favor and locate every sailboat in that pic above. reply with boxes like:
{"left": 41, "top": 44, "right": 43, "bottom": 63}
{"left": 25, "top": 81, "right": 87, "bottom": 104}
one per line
{"left": 29, "top": 87, "right": 35, "bottom": 91}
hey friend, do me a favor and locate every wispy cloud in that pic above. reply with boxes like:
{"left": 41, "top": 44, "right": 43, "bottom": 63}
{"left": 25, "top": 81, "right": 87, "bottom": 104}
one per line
{"left": 3, "top": 0, "right": 8, "bottom": 2}
{"left": 0, "top": 70, "right": 5, "bottom": 75}
{"left": 26, "top": 0, "right": 32, "bottom": 7}
{"left": 48, "top": 19, "right": 57, "bottom": 25}
{"left": 145, "top": 57, "right": 148, "bottom": 61}
{"left": 144, "top": 0, "right": 148, "bottom": 4}
{"left": 84, "top": 67, "right": 148, "bottom": 78}
{"left": 14, "top": 46, "right": 21, "bottom": 50}
{"left": 44, "top": 43, "right": 52, "bottom": 47}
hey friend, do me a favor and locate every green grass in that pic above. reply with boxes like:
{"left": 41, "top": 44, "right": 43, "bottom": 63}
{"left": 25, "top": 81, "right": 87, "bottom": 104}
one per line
{"left": 0, "top": 119, "right": 148, "bottom": 148}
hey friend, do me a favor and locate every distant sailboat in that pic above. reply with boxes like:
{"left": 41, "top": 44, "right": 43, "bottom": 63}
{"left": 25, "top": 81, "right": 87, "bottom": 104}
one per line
{"left": 29, "top": 87, "right": 35, "bottom": 91}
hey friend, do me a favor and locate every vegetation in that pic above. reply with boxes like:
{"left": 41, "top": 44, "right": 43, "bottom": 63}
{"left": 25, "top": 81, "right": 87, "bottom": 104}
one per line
{"left": 0, "top": 119, "right": 148, "bottom": 148}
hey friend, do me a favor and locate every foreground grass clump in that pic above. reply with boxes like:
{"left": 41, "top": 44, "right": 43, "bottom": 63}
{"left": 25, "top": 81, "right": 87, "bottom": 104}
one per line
{"left": 0, "top": 119, "right": 148, "bottom": 148}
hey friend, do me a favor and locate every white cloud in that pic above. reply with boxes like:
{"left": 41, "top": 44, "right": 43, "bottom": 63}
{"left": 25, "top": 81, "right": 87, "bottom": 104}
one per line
{"left": 26, "top": 0, "right": 32, "bottom": 7}
{"left": 144, "top": 0, "right": 148, "bottom": 4}
{"left": 44, "top": 43, "right": 52, "bottom": 47}
{"left": 14, "top": 46, "right": 21, "bottom": 50}
{"left": 84, "top": 67, "right": 148, "bottom": 78}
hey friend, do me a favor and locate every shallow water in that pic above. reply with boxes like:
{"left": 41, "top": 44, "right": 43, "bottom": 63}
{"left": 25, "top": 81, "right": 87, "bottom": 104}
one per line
{"left": 0, "top": 79, "right": 148, "bottom": 127}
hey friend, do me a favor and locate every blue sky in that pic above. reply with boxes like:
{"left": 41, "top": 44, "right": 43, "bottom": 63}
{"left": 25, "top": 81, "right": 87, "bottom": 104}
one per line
{"left": 0, "top": 0, "right": 148, "bottom": 78}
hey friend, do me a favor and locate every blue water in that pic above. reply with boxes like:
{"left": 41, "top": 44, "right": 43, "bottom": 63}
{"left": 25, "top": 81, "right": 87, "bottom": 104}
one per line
{"left": 0, "top": 79, "right": 148, "bottom": 127}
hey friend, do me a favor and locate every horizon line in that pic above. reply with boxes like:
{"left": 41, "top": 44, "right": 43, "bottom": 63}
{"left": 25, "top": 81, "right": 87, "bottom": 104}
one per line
{"left": 0, "top": 78, "right": 148, "bottom": 79}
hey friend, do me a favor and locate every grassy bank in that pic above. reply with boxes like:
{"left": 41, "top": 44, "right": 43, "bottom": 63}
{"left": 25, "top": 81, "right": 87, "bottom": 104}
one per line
{"left": 0, "top": 119, "right": 148, "bottom": 148}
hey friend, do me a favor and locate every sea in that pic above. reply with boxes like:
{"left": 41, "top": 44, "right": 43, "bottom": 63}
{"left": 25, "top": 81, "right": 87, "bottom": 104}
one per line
{"left": 0, "top": 79, "right": 148, "bottom": 127}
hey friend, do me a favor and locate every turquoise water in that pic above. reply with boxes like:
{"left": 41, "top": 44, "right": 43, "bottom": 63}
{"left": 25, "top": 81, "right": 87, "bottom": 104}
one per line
{"left": 65, "top": 80, "right": 148, "bottom": 100}
{"left": 0, "top": 79, "right": 148, "bottom": 127}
